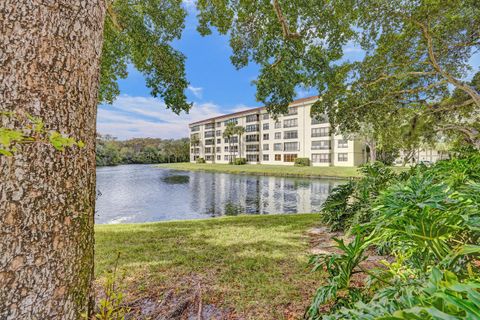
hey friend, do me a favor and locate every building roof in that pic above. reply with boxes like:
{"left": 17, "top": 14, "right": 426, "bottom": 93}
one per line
{"left": 189, "top": 95, "right": 319, "bottom": 127}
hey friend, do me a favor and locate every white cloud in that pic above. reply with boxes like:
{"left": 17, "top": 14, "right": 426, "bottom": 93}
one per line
{"left": 182, "top": 0, "right": 197, "bottom": 13}
{"left": 343, "top": 41, "right": 364, "bottom": 53}
{"left": 97, "top": 95, "right": 224, "bottom": 140}
{"left": 187, "top": 85, "right": 203, "bottom": 98}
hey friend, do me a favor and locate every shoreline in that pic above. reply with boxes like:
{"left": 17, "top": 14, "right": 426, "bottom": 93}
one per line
{"left": 157, "top": 162, "right": 362, "bottom": 179}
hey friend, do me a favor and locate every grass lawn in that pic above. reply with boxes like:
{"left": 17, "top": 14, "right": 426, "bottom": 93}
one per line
{"left": 158, "top": 162, "right": 363, "bottom": 178}
{"left": 95, "top": 214, "right": 324, "bottom": 319}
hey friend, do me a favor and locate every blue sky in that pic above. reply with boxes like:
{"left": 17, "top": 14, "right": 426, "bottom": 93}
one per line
{"left": 97, "top": 2, "right": 479, "bottom": 140}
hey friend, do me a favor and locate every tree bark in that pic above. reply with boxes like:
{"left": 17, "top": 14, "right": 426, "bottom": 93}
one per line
{"left": 366, "top": 140, "right": 376, "bottom": 163}
{"left": 0, "top": 1, "right": 105, "bottom": 319}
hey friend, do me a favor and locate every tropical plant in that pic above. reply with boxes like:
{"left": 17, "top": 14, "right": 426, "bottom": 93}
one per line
{"left": 307, "top": 235, "right": 373, "bottom": 317}
{"left": 320, "top": 162, "right": 399, "bottom": 233}
{"left": 308, "top": 152, "right": 480, "bottom": 319}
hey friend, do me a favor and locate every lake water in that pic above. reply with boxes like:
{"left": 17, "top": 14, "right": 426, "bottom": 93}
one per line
{"left": 95, "top": 164, "right": 346, "bottom": 224}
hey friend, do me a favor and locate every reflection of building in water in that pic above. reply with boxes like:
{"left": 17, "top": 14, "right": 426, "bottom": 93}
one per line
{"left": 189, "top": 172, "right": 345, "bottom": 216}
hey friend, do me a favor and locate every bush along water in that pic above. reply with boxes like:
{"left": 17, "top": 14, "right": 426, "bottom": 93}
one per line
{"left": 307, "top": 153, "right": 480, "bottom": 319}
{"left": 295, "top": 157, "right": 311, "bottom": 167}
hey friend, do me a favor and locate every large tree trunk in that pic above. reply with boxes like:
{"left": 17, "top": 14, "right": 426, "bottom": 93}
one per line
{"left": 0, "top": 1, "right": 105, "bottom": 319}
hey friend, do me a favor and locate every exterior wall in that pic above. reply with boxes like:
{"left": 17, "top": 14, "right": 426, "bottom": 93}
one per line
{"left": 189, "top": 97, "right": 367, "bottom": 166}
{"left": 395, "top": 149, "right": 450, "bottom": 166}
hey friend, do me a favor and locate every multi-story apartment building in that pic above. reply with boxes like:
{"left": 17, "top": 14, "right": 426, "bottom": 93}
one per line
{"left": 189, "top": 96, "right": 366, "bottom": 166}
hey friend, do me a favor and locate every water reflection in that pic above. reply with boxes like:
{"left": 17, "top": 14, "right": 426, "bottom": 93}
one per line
{"left": 96, "top": 164, "right": 345, "bottom": 224}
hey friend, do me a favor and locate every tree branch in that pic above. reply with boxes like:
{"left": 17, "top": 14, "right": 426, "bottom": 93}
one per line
{"left": 106, "top": 1, "right": 123, "bottom": 32}
{"left": 272, "top": 0, "right": 301, "bottom": 40}
{"left": 412, "top": 19, "right": 480, "bottom": 107}
{"left": 365, "top": 71, "right": 437, "bottom": 87}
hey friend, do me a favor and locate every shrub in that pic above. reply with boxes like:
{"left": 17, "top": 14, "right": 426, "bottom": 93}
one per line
{"left": 234, "top": 157, "right": 246, "bottom": 165}
{"left": 196, "top": 157, "right": 205, "bottom": 164}
{"left": 294, "top": 157, "right": 310, "bottom": 166}
{"left": 308, "top": 152, "right": 480, "bottom": 319}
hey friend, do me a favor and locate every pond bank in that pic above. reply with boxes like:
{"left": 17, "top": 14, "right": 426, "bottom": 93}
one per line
{"left": 95, "top": 214, "right": 325, "bottom": 319}
{"left": 158, "top": 162, "right": 363, "bottom": 179}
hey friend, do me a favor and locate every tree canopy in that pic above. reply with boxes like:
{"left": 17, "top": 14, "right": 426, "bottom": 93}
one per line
{"left": 195, "top": 0, "right": 480, "bottom": 146}
{"left": 100, "top": 0, "right": 191, "bottom": 114}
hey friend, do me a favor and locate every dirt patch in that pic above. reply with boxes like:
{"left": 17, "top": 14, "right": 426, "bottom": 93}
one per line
{"left": 94, "top": 274, "right": 238, "bottom": 320}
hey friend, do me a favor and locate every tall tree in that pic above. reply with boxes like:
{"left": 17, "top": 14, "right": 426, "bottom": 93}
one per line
{"left": 234, "top": 125, "right": 245, "bottom": 158}
{"left": 195, "top": 0, "right": 479, "bottom": 146}
{"left": 223, "top": 122, "right": 236, "bottom": 163}
{"left": 0, "top": 0, "right": 191, "bottom": 318}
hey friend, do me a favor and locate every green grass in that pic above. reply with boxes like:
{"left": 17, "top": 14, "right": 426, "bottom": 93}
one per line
{"left": 158, "top": 162, "right": 362, "bottom": 178}
{"left": 95, "top": 214, "right": 324, "bottom": 319}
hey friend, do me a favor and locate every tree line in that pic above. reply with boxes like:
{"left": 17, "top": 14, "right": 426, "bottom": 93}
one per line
{"left": 96, "top": 134, "right": 190, "bottom": 166}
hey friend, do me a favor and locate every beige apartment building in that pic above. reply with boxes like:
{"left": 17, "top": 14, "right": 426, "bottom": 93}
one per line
{"left": 189, "top": 96, "right": 366, "bottom": 166}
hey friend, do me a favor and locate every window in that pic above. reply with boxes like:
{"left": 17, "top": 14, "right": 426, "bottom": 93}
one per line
{"left": 274, "top": 121, "right": 281, "bottom": 129}
{"left": 216, "top": 147, "right": 221, "bottom": 153}
{"left": 287, "top": 108, "right": 297, "bottom": 115}
{"left": 283, "top": 154, "right": 298, "bottom": 162}
{"left": 245, "top": 124, "right": 259, "bottom": 132}
{"left": 263, "top": 123, "right": 269, "bottom": 130}
{"left": 217, "top": 155, "right": 221, "bottom": 160}
{"left": 312, "top": 140, "right": 331, "bottom": 150}
{"left": 246, "top": 114, "right": 259, "bottom": 122}
{"left": 311, "top": 115, "right": 328, "bottom": 125}
{"left": 224, "top": 146, "right": 228, "bottom": 152}
{"left": 263, "top": 133, "right": 269, "bottom": 140}
{"left": 338, "top": 140, "right": 348, "bottom": 148}
{"left": 204, "top": 131, "right": 214, "bottom": 138}
{"left": 284, "top": 130, "right": 298, "bottom": 139}
{"left": 191, "top": 125, "right": 200, "bottom": 132}
{"left": 283, "top": 118, "right": 297, "bottom": 128}
{"left": 216, "top": 122, "right": 221, "bottom": 127}
{"left": 217, "top": 138, "right": 221, "bottom": 144}
{"left": 263, "top": 144, "right": 269, "bottom": 151}
{"left": 224, "top": 118, "right": 238, "bottom": 125}
{"left": 338, "top": 153, "right": 348, "bottom": 162}
{"left": 247, "top": 154, "right": 260, "bottom": 162}
{"left": 275, "top": 154, "right": 281, "bottom": 161}
{"left": 263, "top": 154, "right": 269, "bottom": 161}
{"left": 284, "top": 142, "right": 299, "bottom": 151}
{"left": 262, "top": 113, "right": 269, "bottom": 120}
{"left": 274, "top": 143, "right": 282, "bottom": 151}
{"left": 205, "top": 123, "right": 215, "bottom": 130}
{"left": 312, "top": 153, "right": 331, "bottom": 163}
{"left": 224, "top": 155, "right": 229, "bottom": 161}
{"left": 246, "top": 134, "right": 259, "bottom": 142}
{"left": 274, "top": 132, "right": 281, "bottom": 139}
{"left": 205, "top": 139, "right": 214, "bottom": 145}
{"left": 246, "top": 144, "right": 259, "bottom": 152}
{"left": 205, "top": 147, "right": 212, "bottom": 153}
{"left": 311, "top": 127, "right": 329, "bottom": 137}
{"left": 205, "top": 155, "right": 213, "bottom": 161}
{"left": 216, "top": 130, "right": 221, "bottom": 136}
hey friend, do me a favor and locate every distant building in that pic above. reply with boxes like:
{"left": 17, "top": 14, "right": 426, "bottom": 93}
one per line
{"left": 189, "top": 96, "right": 366, "bottom": 166}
